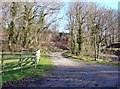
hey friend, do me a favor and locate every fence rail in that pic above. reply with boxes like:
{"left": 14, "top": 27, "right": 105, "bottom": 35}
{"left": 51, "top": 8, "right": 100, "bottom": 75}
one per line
{"left": 0, "top": 52, "right": 36, "bottom": 55}
{"left": 0, "top": 50, "right": 40, "bottom": 73}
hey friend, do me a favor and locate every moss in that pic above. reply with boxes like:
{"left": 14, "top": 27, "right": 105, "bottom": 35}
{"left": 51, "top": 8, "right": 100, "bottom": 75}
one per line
{"left": 62, "top": 52, "right": 120, "bottom": 66}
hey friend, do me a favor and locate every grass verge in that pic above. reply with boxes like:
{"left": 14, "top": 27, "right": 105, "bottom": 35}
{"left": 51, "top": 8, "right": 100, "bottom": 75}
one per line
{"left": 1, "top": 52, "right": 54, "bottom": 85}
{"left": 62, "top": 52, "right": 120, "bottom": 66}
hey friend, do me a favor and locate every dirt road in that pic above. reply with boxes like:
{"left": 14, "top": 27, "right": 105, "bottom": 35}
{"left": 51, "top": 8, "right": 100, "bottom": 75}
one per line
{"left": 25, "top": 52, "right": 119, "bottom": 87}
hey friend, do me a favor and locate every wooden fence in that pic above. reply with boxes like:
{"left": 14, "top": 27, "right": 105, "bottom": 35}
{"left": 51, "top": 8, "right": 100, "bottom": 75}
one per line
{"left": 0, "top": 50, "right": 40, "bottom": 73}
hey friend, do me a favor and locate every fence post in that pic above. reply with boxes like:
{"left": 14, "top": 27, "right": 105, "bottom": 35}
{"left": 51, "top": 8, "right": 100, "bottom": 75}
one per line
{"left": 1, "top": 52, "right": 4, "bottom": 75}
{"left": 19, "top": 52, "right": 22, "bottom": 72}
{"left": 35, "top": 50, "right": 40, "bottom": 68}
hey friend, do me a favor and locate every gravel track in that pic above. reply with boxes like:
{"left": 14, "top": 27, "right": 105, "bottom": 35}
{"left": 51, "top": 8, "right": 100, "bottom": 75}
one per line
{"left": 2, "top": 52, "right": 119, "bottom": 88}
{"left": 25, "top": 52, "right": 119, "bottom": 87}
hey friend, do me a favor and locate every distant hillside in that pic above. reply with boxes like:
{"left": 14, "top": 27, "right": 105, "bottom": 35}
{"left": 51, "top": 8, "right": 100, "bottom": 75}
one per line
{"left": 52, "top": 32, "right": 70, "bottom": 50}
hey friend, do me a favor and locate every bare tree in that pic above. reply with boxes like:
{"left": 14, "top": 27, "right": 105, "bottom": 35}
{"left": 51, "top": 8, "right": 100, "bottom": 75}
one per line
{"left": 67, "top": 2, "right": 118, "bottom": 60}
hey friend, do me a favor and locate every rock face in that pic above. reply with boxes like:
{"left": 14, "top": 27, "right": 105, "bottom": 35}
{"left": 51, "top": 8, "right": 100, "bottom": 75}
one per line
{"left": 99, "top": 55, "right": 120, "bottom": 61}
{"left": 101, "top": 49, "right": 120, "bottom": 56}
{"left": 100, "top": 43, "right": 120, "bottom": 61}
{"left": 107, "top": 43, "right": 120, "bottom": 48}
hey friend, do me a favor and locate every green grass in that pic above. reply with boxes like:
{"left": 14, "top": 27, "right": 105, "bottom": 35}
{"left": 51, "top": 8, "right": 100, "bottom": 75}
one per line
{"left": 113, "top": 41, "right": 120, "bottom": 44}
{"left": 108, "top": 48, "right": 120, "bottom": 51}
{"left": 62, "top": 52, "right": 120, "bottom": 66}
{"left": 1, "top": 53, "right": 54, "bottom": 85}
